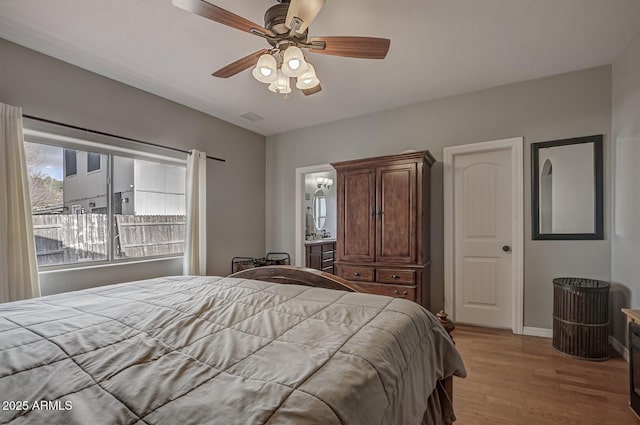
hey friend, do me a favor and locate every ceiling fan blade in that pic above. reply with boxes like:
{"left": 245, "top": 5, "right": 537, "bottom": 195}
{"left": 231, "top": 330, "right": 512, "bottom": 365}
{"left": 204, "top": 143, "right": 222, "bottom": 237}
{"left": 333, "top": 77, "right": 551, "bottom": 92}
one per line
{"left": 212, "top": 49, "right": 269, "bottom": 78}
{"left": 286, "top": 0, "right": 326, "bottom": 34}
{"left": 172, "top": 0, "right": 272, "bottom": 36}
{"left": 308, "top": 36, "right": 390, "bottom": 59}
{"left": 302, "top": 84, "right": 322, "bottom": 96}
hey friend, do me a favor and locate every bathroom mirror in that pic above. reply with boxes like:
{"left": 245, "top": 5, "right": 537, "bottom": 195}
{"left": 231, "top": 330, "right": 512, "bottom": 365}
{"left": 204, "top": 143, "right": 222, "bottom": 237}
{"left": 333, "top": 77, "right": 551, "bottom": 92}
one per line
{"left": 531, "top": 135, "right": 603, "bottom": 240}
{"left": 312, "top": 189, "right": 327, "bottom": 231}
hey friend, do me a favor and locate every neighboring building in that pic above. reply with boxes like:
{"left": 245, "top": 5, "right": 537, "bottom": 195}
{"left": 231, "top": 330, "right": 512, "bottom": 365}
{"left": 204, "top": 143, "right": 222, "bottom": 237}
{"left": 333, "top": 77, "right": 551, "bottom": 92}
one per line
{"left": 63, "top": 149, "right": 186, "bottom": 215}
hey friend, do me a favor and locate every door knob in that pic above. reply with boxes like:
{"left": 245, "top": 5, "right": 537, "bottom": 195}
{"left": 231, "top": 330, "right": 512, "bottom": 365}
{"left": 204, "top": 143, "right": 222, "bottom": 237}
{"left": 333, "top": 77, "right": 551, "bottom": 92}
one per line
{"left": 353, "top": 272, "right": 361, "bottom": 276}
{"left": 502, "top": 245, "right": 511, "bottom": 252}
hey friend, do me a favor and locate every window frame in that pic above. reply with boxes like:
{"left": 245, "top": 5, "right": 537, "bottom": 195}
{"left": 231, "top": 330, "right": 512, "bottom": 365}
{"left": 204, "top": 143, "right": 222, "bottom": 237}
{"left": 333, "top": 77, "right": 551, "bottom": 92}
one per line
{"left": 64, "top": 148, "right": 78, "bottom": 178}
{"left": 24, "top": 129, "right": 188, "bottom": 271}
{"left": 86, "top": 152, "right": 102, "bottom": 174}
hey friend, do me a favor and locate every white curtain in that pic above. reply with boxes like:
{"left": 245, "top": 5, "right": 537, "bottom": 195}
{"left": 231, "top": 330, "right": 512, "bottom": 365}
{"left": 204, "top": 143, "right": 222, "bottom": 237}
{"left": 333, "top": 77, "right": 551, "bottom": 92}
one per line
{"left": 183, "top": 149, "right": 207, "bottom": 276}
{"left": 0, "top": 103, "right": 40, "bottom": 303}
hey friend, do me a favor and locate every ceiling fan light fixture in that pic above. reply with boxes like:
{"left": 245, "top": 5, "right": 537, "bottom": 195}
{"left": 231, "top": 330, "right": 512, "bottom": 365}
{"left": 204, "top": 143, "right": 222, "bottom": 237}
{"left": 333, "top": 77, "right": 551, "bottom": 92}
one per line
{"left": 252, "top": 53, "right": 278, "bottom": 83}
{"left": 175, "top": 0, "right": 391, "bottom": 98}
{"left": 268, "top": 69, "right": 292, "bottom": 94}
{"left": 296, "top": 64, "right": 320, "bottom": 89}
{"left": 281, "top": 46, "right": 308, "bottom": 77}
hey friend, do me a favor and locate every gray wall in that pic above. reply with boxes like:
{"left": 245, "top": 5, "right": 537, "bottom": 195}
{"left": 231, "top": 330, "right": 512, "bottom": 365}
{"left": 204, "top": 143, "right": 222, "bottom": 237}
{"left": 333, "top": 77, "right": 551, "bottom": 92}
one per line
{"left": 266, "top": 66, "right": 612, "bottom": 329}
{"left": 612, "top": 32, "right": 640, "bottom": 346}
{"left": 0, "top": 38, "right": 266, "bottom": 294}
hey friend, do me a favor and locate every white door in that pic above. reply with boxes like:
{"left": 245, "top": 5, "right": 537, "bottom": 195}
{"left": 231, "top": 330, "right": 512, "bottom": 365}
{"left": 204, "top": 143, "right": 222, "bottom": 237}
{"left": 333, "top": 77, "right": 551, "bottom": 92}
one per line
{"left": 445, "top": 139, "right": 522, "bottom": 331}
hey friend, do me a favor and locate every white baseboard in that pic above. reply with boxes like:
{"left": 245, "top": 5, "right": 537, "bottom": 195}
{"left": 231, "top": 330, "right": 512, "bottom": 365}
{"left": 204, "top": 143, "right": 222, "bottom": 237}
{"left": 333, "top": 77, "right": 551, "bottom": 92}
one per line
{"left": 521, "top": 329, "right": 629, "bottom": 361}
{"left": 610, "top": 336, "right": 629, "bottom": 362}
{"left": 522, "top": 327, "right": 553, "bottom": 338}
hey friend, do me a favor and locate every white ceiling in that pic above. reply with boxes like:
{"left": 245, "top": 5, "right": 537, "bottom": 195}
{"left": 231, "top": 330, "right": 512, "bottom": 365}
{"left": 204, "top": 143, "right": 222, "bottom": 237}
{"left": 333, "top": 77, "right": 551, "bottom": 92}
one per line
{"left": 1, "top": 0, "right": 639, "bottom": 136}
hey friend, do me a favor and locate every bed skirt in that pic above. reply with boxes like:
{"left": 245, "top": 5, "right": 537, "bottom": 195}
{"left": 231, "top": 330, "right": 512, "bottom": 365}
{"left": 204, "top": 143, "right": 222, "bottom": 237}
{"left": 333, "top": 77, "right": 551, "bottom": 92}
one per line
{"left": 422, "top": 381, "right": 456, "bottom": 425}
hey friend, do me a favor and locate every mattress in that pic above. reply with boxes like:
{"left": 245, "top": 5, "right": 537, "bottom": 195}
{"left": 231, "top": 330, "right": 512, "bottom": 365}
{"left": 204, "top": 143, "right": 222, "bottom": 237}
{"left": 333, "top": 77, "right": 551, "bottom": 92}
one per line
{"left": 0, "top": 275, "right": 465, "bottom": 424}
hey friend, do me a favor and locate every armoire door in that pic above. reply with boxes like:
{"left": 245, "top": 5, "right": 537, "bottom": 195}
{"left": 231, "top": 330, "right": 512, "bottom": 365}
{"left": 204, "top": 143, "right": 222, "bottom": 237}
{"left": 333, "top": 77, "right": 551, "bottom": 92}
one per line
{"left": 376, "top": 163, "right": 416, "bottom": 264}
{"left": 338, "top": 168, "right": 375, "bottom": 262}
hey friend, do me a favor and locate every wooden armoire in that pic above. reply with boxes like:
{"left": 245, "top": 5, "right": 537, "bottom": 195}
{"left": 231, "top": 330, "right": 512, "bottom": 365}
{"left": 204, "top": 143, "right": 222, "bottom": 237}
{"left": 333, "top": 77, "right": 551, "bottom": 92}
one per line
{"left": 332, "top": 151, "right": 435, "bottom": 307}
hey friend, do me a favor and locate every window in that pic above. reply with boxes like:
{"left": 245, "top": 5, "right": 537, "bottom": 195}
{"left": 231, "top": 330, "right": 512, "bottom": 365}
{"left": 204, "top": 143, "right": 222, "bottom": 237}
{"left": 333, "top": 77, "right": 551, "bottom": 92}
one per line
{"left": 113, "top": 156, "right": 186, "bottom": 259}
{"left": 64, "top": 148, "right": 77, "bottom": 177}
{"left": 87, "top": 152, "right": 101, "bottom": 173}
{"left": 24, "top": 137, "right": 186, "bottom": 268}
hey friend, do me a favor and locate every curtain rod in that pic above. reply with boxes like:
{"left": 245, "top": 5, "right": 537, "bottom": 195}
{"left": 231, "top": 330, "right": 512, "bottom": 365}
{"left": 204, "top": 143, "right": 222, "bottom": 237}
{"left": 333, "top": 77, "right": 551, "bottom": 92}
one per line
{"left": 22, "top": 114, "right": 226, "bottom": 163}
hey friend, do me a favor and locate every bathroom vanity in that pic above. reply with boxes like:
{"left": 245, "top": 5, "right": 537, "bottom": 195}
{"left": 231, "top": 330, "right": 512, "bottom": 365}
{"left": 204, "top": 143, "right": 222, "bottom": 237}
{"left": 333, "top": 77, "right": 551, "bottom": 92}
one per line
{"left": 304, "top": 239, "right": 336, "bottom": 274}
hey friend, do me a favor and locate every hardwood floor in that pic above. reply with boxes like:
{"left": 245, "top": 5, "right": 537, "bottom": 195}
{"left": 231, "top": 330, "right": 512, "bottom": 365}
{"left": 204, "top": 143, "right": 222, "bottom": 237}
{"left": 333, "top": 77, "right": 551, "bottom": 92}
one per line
{"left": 452, "top": 325, "right": 637, "bottom": 425}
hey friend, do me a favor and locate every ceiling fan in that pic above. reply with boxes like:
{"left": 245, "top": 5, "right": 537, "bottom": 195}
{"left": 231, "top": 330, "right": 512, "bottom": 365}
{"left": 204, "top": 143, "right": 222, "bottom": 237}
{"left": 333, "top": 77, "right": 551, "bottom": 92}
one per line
{"left": 172, "top": 0, "right": 391, "bottom": 97}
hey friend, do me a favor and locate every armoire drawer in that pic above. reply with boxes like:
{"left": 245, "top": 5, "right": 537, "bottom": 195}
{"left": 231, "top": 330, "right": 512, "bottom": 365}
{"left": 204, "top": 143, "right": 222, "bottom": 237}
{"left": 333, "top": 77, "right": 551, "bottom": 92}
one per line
{"left": 376, "top": 269, "right": 416, "bottom": 285}
{"left": 356, "top": 282, "right": 416, "bottom": 301}
{"left": 338, "top": 265, "right": 375, "bottom": 282}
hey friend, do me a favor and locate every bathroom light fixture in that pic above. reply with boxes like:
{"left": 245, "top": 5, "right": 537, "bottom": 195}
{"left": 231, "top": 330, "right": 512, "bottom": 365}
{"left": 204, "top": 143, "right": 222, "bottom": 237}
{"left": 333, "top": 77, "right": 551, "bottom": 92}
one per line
{"left": 316, "top": 177, "right": 333, "bottom": 189}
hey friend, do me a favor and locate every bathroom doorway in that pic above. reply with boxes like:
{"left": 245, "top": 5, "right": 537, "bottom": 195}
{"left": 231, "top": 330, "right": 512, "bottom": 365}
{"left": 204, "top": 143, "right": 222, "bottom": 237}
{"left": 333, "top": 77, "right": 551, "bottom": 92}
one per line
{"left": 294, "top": 164, "right": 337, "bottom": 267}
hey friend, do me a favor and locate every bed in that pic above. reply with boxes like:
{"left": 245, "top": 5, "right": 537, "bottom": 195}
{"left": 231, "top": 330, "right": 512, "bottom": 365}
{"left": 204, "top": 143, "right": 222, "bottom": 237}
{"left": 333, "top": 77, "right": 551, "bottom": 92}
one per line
{"left": 0, "top": 266, "right": 465, "bottom": 425}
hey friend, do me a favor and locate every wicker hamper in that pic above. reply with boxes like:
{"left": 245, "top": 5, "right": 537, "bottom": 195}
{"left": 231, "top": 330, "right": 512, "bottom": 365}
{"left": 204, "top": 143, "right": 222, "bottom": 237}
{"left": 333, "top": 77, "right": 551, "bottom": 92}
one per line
{"left": 552, "top": 277, "right": 610, "bottom": 361}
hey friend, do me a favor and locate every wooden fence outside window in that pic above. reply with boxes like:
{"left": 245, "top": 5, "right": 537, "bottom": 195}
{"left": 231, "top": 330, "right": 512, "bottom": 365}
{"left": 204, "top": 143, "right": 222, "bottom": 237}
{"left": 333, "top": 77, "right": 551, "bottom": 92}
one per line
{"left": 32, "top": 214, "right": 186, "bottom": 266}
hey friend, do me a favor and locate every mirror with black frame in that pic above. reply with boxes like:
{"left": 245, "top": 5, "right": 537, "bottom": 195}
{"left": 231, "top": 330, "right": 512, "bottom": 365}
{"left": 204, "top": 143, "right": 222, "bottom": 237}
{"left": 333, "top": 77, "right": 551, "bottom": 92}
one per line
{"left": 531, "top": 135, "right": 603, "bottom": 240}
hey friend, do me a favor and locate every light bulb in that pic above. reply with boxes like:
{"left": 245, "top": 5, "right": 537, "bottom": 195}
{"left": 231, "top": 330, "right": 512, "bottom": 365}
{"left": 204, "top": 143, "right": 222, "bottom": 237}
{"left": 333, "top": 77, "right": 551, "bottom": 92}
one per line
{"left": 289, "top": 59, "right": 301, "bottom": 70}
{"left": 252, "top": 54, "right": 277, "bottom": 83}
{"left": 268, "top": 69, "right": 291, "bottom": 94}
{"left": 282, "top": 46, "right": 308, "bottom": 77}
{"left": 296, "top": 64, "right": 320, "bottom": 90}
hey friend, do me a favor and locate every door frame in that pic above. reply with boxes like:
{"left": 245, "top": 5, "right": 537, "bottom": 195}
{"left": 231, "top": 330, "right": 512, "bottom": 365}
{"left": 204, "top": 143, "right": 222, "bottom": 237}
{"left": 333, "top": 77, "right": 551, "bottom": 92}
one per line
{"left": 443, "top": 137, "right": 524, "bottom": 334}
{"left": 294, "top": 163, "right": 334, "bottom": 267}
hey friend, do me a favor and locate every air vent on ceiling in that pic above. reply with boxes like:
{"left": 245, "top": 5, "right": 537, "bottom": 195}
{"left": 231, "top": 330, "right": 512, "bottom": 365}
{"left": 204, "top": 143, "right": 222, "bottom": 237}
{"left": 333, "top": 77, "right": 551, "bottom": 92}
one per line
{"left": 240, "top": 112, "right": 264, "bottom": 122}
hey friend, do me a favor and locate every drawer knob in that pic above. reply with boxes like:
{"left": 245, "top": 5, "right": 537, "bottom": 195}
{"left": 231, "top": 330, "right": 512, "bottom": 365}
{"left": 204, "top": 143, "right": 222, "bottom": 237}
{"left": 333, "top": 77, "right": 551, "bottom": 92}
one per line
{"left": 391, "top": 274, "right": 399, "bottom": 279}
{"left": 393, "top": 289, "right": 408, "bottom": 297}
{"left": 353, "top": 272, "right": 360, "bottom": 277}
